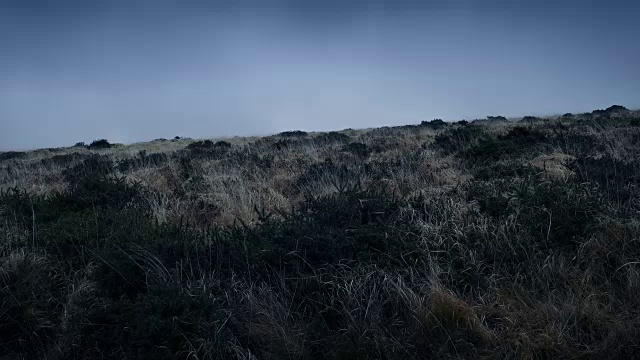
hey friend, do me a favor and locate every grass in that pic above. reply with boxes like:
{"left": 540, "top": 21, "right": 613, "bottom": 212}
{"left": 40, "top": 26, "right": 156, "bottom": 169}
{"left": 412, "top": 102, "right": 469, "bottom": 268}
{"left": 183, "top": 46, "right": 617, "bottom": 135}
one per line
{"left": 1, "top": 108, "right": 640, "bottom": 358}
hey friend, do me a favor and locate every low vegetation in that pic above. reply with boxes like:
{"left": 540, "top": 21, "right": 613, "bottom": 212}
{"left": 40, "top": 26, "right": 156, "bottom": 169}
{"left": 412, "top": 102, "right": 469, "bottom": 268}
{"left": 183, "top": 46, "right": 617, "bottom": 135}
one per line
{"left": 1, "top": 108, "right": 640, "bottom": 359}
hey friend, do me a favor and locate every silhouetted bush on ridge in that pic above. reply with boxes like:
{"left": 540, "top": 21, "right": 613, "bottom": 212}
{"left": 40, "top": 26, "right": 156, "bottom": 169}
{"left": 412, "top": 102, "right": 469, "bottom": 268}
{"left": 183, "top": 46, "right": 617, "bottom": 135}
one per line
{"left": 421, "top": 118, "right": 448, "bottom": 129}
{"left": 278, "top": 130, "right": 308, "bottom": 137}
{"left": 88, "top": 139, "right": 112, "bottom": 149}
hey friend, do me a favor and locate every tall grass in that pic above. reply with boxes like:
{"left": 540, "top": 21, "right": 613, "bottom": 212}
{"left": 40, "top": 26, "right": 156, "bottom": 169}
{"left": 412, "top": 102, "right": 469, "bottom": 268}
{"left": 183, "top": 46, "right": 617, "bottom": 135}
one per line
{"left": 1, "top": 110, "right": 640, "bottom": 358}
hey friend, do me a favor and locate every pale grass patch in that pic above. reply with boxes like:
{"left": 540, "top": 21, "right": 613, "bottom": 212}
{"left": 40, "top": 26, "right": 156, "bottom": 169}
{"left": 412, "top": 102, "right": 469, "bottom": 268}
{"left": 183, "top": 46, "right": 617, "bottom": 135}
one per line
{"left": 0, "top": 162, "right": 68, "bottom": 196}
{"left": 530, "top": 152, "right": 575, "bottom": 182}
{"left": 419, "top": 155, "right": 469, "bottom": 187}
{"left": 122, "top": 165, "right": 172, "bottom": 194}
{"left": 427, "top": 286, "right": 495, "bottom": 343}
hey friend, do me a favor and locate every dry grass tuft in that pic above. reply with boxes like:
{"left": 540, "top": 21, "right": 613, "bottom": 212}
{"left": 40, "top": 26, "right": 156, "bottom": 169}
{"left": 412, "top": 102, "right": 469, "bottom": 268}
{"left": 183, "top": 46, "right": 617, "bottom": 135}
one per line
{"left": 530, "top": 152, "right": 575, "bottom": 182}
{"left": 427, "top": 287, "right": 495, "bottom": 343}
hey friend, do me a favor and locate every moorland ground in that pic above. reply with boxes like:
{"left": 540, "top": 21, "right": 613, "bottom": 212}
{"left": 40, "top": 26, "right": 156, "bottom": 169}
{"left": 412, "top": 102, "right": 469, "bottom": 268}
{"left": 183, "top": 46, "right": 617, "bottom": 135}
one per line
{"left": 2, "top": 105, "right": 640, "bottom": 359}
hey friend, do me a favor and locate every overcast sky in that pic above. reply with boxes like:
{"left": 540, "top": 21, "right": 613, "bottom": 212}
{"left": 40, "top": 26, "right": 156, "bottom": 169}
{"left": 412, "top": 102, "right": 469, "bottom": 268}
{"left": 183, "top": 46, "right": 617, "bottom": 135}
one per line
{"left": 1, "top": 0, "right": 639, "bottom": 150}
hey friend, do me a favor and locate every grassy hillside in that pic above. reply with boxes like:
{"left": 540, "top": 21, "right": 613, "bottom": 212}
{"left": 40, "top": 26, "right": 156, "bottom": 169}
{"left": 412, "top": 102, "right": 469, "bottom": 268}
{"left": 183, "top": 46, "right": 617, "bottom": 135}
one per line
{"left": 2, "top": 106, "right": 640, "bottom": 359}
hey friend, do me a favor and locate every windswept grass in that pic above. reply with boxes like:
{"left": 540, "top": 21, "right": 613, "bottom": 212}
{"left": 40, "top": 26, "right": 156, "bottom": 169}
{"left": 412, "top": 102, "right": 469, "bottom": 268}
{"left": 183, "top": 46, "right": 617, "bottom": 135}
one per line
{"left": 1, "top": 108, "right": 640, "bottom": 358}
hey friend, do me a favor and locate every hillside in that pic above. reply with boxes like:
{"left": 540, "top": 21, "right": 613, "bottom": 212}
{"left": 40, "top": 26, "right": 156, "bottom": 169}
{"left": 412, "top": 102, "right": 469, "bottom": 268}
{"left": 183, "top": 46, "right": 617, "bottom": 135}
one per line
{"left": 1, "top": 106, "right": 640, "bottom": 359}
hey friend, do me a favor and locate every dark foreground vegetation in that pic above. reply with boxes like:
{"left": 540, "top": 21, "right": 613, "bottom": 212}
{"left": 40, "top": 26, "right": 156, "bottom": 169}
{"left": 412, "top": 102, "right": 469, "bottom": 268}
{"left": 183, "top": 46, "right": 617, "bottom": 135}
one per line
{"left": 1, "top": 107, "right": 640, "bottom": 359}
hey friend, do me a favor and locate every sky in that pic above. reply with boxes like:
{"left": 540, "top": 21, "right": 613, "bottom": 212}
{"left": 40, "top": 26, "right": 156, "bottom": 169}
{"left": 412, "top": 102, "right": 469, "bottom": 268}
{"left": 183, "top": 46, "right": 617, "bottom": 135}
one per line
{"left": 1, "top": 0, "right": 639, "bottom": 150}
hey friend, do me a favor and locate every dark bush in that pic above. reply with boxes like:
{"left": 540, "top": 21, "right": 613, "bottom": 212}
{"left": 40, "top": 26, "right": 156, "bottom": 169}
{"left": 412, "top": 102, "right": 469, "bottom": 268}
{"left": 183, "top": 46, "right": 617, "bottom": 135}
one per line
{"left": 469, "top": 178, "right": 608, "bottom": 249}
{"left": 278, "top": 130, "right": 308, "bottom": 137}
{"left": 88, "top": 139, "right": 111, "bottom": 149}
{"left": 431, "top": 125, "right": 489, "bottom": 155}
{"left": 214, "top": 140, "right": 232, "bottom": 148}
{"left": 79, "top": 287, "right": 227, "bottom": 358}
{"left": 63, "top": 155, "right": 113, "bottom": 185}
{"left": 272, "top": 139, "right": 293, "bottom": 151}
{"left": 1, "top": 165, "right": 144, "bottom": 233}
{"left": 463, "top": 126, "right": 548, "bottom": 165}
{"left": 567, "top": 156, "right": 640, "bottom": 214}
{"left": 44, "top": 147, "right": 67, "bottom": 153}
{"left": 341, "top": 142, "right": 371, "bottom": 158}
{"left": 368, "top": 137, "right": 404, "bottom": 153}
{"left": 606, "top": 105, "right": 628, "bottom": 112}
{"left": 549, "top": 125, "right": 606, "bottom": 157}
{"left": 520, "top": 116, "right": 541, "bottom": 123}
{"left": 0, "top": 151, "right": 26, "bottom": 162}
{"left": 314, "top": 131, "right": 351, "bottom": 144}
{"left": 186, "top": 140, "right": 214, "bottom": 150}
{"left": 183, "top": 140, "right": 232, "bottom": 160}
{"left": 421, "top": 119, "right": 448, "bottom": 129}
{"left": 0, "top": 254, "right": 65, "bottom": 356}
{"left": 504, "top": 126, "right": 546, "bottom": 141}
{"left": 243, "top": 188, "right": 416, "bottom": 272}
{"left": 74, "top": 142, "right": 87, "bottom": 147}
{"left": 592, "top": 105, "right": 628, "bottom": 117}
{"left": 486, "top": 116, "right": 508, "bottom": 122}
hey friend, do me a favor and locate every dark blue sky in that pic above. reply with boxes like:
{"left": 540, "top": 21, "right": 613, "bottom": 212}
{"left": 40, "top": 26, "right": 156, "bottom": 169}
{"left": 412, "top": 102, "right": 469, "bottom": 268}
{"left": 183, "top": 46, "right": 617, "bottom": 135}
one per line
{"left": 1, "top": 0, "right": 639, "bottom": 150}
